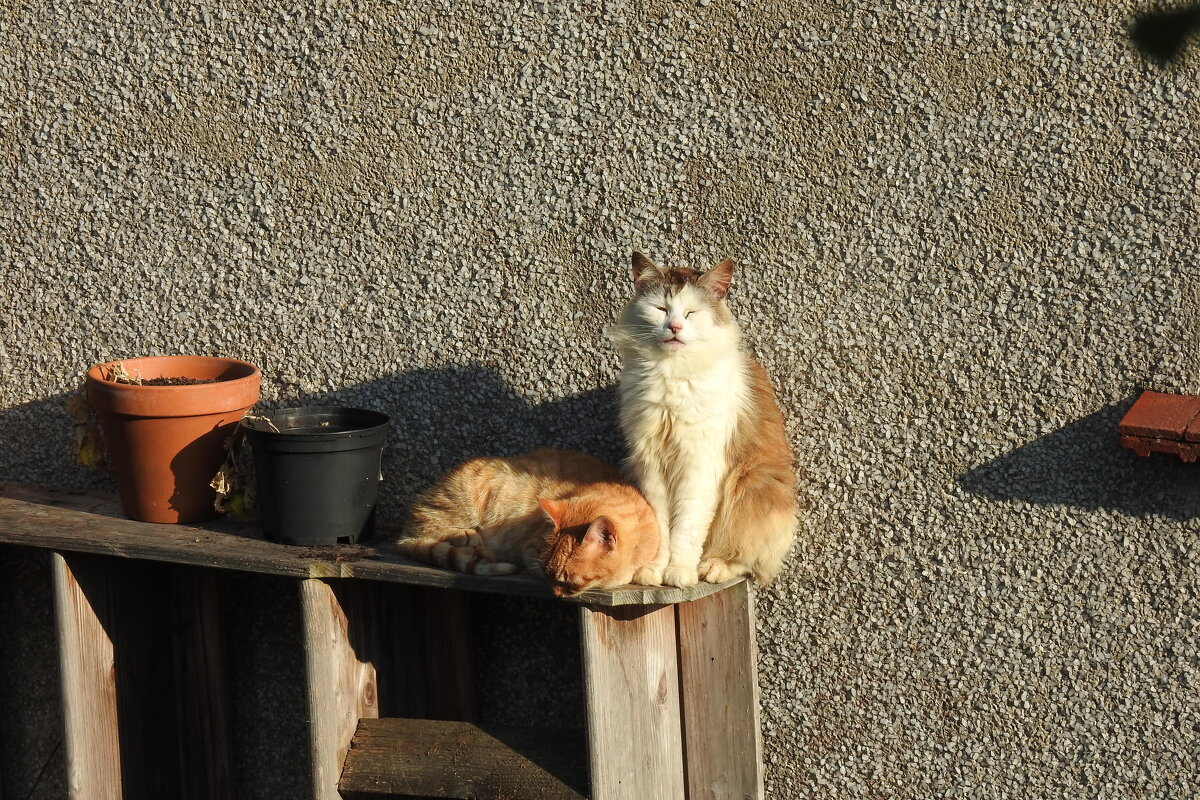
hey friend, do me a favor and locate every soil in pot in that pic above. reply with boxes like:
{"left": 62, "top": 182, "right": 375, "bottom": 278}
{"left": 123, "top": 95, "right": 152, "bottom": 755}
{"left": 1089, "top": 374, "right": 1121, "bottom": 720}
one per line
{"left": 85, "top": 356, "right": 261, "bottom": 523}
{"left": 245, "top": 406, "right": 390, "bottom": 546}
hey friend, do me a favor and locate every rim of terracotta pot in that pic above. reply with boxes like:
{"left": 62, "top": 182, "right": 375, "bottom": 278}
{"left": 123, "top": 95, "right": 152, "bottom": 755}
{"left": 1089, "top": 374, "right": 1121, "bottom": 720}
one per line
{"left": 85, "top": 356, "right": 261, "bottom": 418}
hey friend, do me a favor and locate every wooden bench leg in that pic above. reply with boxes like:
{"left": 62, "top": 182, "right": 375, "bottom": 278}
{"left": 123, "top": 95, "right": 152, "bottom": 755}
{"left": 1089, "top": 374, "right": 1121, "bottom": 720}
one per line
{"left": 300, "top": 578, "right": 381, "bottom": 800}
{"left": 578, "top": 603, "right": 686, "bottom": 800}
{"left": 302, "top": 580, "right": 477, "bottom": 800}
{"left": 676, "top": 580, "right": 764, "bottom": 800}
{"left": 52, "top": 552, "right": 122, "bottom": 800}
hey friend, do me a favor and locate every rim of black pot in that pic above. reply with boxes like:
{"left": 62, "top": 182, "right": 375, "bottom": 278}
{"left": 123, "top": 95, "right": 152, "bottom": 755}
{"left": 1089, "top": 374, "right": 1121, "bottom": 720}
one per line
{"left": 244, "top": 406, "right": 391, "bottom": 439}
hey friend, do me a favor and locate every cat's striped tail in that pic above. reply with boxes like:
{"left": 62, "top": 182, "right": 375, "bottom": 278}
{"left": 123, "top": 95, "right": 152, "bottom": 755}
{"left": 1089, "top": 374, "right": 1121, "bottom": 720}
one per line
{"left": 395, "top": 535, "right": 520, "bottom": 576}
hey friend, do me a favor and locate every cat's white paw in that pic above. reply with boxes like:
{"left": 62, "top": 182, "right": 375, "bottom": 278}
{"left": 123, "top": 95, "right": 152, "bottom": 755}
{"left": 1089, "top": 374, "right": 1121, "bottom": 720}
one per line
{"left": 698, "top": 558, "right": 743, "bottom": 583}
{"left": 663, "top": 564, "right": 699, "bottom": 587}
{"left": 634, "top": 565, "right": 665, "bottom": 586}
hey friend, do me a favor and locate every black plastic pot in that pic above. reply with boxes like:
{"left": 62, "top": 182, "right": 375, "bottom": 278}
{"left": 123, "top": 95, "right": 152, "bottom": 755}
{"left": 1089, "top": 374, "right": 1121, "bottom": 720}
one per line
{"left": 246, "top": 406, "right": 390, "bottom": 546}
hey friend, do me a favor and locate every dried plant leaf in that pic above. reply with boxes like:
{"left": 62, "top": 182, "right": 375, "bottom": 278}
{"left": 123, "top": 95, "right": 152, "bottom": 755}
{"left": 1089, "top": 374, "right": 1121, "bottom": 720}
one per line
{"left": 241, "top": 413, "right": 281, "bottom": 433}
{"left": 104, "top": 361, "right": 142, "bottom": 385}
{"left": 210, "top": 413, "right": 262, "bottom": 516}
{"left": 66, "top": 392, "right": 107, "bottom": 469}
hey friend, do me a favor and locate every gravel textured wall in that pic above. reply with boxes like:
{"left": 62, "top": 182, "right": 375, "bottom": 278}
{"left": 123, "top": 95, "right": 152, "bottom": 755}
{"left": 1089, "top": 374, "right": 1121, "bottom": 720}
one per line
{"left": 3, "top": 0, "right": 1199, "bottom": 797}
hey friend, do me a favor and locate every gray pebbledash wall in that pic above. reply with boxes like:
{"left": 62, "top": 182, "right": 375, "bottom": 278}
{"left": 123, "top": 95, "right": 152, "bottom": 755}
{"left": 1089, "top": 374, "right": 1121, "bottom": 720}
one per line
{"left": 3, "top": 0, "right": 1199, "bottom": 797}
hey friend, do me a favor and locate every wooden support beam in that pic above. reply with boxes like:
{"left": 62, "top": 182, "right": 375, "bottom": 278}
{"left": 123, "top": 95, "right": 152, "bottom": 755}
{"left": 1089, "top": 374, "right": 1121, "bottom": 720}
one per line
{"left": 300, "top": 578, "right": 381, "bottom": 800}
{"left": 52, "top": 553, "right": 122, "bottom": 800}
{"left": 338, "top": 717, "right": 588, "bottom": 800}
{"left": 676, "top": 580, "right": 764, "bottom": 800}
{"left": 578, "top": 603, "right": 685, "bottom": 800}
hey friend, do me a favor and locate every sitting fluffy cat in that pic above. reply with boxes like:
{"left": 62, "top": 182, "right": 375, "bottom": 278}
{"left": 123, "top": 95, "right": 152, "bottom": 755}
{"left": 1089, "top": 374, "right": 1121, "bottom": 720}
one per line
{"left": 607, "top": 252, "right": 797, "bottom": 588}
{"left": 396, "top": 448, "right": 659, "bottom": 597}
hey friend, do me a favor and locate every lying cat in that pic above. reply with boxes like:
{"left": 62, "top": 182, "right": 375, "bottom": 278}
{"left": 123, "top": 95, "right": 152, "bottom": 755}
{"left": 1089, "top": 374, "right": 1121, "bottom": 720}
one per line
{"left": 608, "top": 252, "right": 798, "bottom": 587}
{"left": 396, "top": 448, "right": 660, "bottom": 596}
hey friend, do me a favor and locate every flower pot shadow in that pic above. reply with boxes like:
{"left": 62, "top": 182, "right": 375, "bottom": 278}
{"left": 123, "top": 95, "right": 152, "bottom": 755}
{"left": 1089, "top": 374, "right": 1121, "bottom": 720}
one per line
{"left": 957, "top": 396, "right": 1200, "bottom": 520}
{"left": 0, "top": 392, "right": 113, "bottom": 493}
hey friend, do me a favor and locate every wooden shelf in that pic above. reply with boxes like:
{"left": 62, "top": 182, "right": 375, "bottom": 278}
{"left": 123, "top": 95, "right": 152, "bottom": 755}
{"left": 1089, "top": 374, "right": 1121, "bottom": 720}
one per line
{"left": 0, "top": 482, "right": 740, "bottom": 607}
{"left": 1, "top": 481, "right": 763, "bottom": 800}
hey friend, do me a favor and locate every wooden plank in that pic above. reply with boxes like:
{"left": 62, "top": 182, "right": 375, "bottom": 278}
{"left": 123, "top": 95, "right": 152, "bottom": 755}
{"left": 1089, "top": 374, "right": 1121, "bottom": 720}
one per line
{"left": 300, "top": 578, "right": 381, "bottom": 800}
{"left": 0, "top": 482, "right": 741, "bottom": 606}
{"left": 51, "top": 553, "right": 122, "bottom": 800}
{"left": 338, "top": 718, "right": 588, "bottom": 800}
{"left": 578, "top": 604, "right": 685, "bottom": 800}
{"left": 676, "top": 580, "right": 763, "bottom": 800}
{"left": 169, "top": 566, "right": 234, "bottom": 800}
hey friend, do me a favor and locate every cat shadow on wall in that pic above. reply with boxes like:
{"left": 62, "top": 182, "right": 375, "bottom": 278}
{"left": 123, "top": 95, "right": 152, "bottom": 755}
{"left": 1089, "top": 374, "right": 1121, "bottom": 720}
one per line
{"left": 957, "top": 397, "right": 1200, "bottom": 520}
{"left": 275, "top": 364, "right": 625, "bottom": 516}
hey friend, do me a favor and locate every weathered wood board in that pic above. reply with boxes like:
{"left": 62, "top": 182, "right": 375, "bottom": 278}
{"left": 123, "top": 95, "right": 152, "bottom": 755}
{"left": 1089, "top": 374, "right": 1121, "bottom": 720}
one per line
{"left": 676, "top": 580, "right": 764, "bottom": 800}
{"left": 338, "top": 717, "right": 588, "bottom": 800}
{"left": 52, "top": 553, "right": 123, "bottom": 800}
{"left": 1, "top": 482, "right": 741, "bottom": 606}
{"left": 578, "top": 604, "right": 686, "bottom": 800}
{"left": 301, "top": 579, "right": 382, "bottom": 800}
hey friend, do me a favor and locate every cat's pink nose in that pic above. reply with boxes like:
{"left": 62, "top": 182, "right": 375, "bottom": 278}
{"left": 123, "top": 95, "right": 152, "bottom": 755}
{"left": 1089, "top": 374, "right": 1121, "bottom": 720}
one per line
{"left": 668, "top": 319, "right": 684, "bottom": 333}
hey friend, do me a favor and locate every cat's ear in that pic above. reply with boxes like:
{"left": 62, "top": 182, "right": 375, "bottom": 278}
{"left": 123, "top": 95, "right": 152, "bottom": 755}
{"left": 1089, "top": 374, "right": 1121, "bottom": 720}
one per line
{"left": 582, "top": 516, "right": 617, "bottom": 551}
{"left": 698, "top": 259, "right": 734, "bottom": 301}
{"left": 631, "top": 252, "right": 661, "bottom": 288}
{"left": 538, "top": 498, "right": 564, "bottom": 527}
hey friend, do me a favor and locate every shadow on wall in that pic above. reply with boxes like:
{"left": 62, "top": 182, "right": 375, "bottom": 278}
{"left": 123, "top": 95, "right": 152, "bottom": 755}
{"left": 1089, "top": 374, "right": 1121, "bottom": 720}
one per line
{"left": 1130, "top": 3, "right": 1200, "bottom": 63}
{"left": 0, "top": 365, "right": 625, "bottom": 515}
{"left": 0, "top": 392, "right": 109, "bottom": 492}
{"left": 277, "top": 365, "right": 626, "bottom": 513}
{"left": 958, "top": 397, "right": 1200, "bottom": 520}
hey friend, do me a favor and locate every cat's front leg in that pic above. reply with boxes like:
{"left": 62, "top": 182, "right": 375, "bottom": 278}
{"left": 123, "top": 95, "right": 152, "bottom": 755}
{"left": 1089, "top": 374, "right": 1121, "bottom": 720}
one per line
{"left": 631, "top": 465, "right": 671, "bottom": 586}
{"left": 662, "top": 461, "right": 724, "bottom": 587}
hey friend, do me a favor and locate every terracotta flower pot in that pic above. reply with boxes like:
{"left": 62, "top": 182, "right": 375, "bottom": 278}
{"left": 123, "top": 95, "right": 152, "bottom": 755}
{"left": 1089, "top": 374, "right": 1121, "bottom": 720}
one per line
{"left": 85, "top": 356, "right": 261, "bottom": 523}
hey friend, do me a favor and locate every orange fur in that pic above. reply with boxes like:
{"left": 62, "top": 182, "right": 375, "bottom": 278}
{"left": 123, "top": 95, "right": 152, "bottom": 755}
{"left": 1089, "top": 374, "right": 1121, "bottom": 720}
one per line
{"left": 701, "top": 359, "right": 797, "bottom": 583}
{"left": 397, "top": 449, "right": 659, "bottom": 595}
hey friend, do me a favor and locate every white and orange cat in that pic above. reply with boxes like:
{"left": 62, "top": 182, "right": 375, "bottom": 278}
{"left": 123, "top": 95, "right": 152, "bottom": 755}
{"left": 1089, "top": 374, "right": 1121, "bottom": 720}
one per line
{"left": 608, "top": 252, "right": 797, "bottom": 587}
{"left": 396, "top": 448, "right": 659, "bottom": 597}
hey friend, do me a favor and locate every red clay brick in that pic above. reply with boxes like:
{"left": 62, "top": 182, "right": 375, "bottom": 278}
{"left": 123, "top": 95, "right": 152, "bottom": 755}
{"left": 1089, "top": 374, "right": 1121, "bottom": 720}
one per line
{"left": 1120, "top": 434, "right": 1200, "bottom": 462}
{"left": 1116, "top": 391, "right": 1200, "bottom": 439}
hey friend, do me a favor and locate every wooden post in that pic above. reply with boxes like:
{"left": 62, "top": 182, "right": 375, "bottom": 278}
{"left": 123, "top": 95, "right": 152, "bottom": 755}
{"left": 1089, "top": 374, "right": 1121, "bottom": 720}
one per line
{"left": 578, "top": 603, "right": 686, "bottom": 800}
{"left": 676, "top": 580, "right": 764, "bottom": 800}
{"left": 52, "top": 552, "right": 122, "bottom": 800}
{"left": 300, "top": 578, "right": 381, "bottom": 800}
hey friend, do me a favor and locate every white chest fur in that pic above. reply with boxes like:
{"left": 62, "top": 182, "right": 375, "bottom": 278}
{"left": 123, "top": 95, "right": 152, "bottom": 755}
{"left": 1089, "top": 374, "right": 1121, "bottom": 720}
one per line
{"left": 620, "top": 351, "right": 747, "bottom": 470}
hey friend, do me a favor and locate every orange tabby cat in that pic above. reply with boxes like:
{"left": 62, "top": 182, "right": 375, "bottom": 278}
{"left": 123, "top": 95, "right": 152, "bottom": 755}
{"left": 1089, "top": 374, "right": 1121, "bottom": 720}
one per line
{"left": 396, "top": 448, "right": 660, "bottom": 596}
